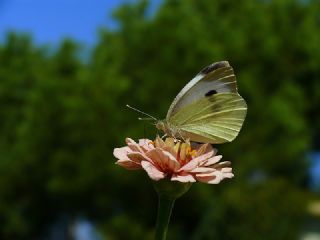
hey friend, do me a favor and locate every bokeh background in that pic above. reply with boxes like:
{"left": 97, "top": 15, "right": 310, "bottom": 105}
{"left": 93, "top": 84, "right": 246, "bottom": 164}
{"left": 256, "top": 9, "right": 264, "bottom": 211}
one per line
{"left": 1, "top": 0, "right": 320, "bottom": 239}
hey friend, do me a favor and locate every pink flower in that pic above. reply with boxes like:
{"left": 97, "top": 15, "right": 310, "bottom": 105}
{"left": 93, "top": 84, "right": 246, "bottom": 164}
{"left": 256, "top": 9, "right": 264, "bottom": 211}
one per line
{"left": 113, "top": 137, "right": 234, "bottom": 184}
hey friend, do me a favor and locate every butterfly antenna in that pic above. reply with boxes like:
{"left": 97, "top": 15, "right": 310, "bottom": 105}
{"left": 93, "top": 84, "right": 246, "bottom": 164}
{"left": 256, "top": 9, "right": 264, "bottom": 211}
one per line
{"left": 126, "top": 104, "right": 158, "bottom": 121}
{"left": 138, "top": 117, "right": 155, "bottom": 121}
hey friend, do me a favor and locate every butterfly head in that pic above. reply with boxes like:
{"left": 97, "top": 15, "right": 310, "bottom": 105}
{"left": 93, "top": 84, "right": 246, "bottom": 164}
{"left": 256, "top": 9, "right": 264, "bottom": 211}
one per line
{"left": 156, "top": 120, "right": 181, "bottom": 139}
{"left": 155, "top": 120, "right": 167, "bottom": 133}
{"left": 156, "top": 120, "right": 176, "bottom": 136}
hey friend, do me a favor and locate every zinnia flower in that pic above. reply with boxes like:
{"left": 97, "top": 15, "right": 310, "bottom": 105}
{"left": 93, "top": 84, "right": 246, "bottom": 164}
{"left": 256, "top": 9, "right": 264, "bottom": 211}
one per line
{"left": 113, "top": 136, "right": 233, "bottom": 184}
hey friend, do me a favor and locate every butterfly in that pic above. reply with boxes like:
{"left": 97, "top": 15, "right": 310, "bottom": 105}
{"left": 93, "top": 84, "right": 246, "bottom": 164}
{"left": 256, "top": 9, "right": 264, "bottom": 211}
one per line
{"left": 155, "top": 61, "right": 247, "bottom": 144}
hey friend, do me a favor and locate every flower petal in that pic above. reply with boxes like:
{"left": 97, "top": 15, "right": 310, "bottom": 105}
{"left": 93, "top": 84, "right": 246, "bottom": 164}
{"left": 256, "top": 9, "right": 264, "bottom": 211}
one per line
{"left": 195, "top": 143, "right": 217, "bottom": 157}
{"left": 141, "top": 160, "right": 165, "bottom": 181}
{"left": 221, "top": 167, "right": 233, "bottom": 173}
{"left": 222, "top": 172, "right": 234, "bottom": 178}
{"left": 154, "top": 136, "right": 165, "bottom": 148}
{"left": 171, "top": 174, "right": 196, "bottom": 183}
{"left": 146, "top": 148, "right": 180, "bottom": 171}
{"left": 125, "top": 138, "right": 145, "bottom": 153}
{"left": 178, "top": 158, "right": 199, "bottom": 172}
{"left": 113, "top": 147, "right": 131, "bottom": 160}
{"left": 196, "top": 171, "right": 223, "bottom": 184}
{"left": 125, "top": 138, "right": 137, "bottom": 145}
{"left": 190, "top": 167, "right": 215, "bottom": 173}
{"left": 127, "top": 143, "right": 144, "bottom": 153}
{"left": 212, "top": 161, "right": 231, "bottom": 168}
{"left": 127, "top": 152, "right": 151, "bottom": 164}
{"left": 202, "top": 155, "right": 223, "bottom": 167}
{"left": 138, "top": 139, "right": 154, "bottom": 151}
{"left": 186, "top": 150, "right": 215, "bottom": 167}
{"left": 163, "top": 150, "right": 181, "bottom": 171}
{"left": 116, "top": 159, "right": 142, "bottom": 170}
{"left": 114, "top": 146, "right": 142, "bottom": 170}
{"left": 178, "top": 148, "right": 215, "bottom": 172}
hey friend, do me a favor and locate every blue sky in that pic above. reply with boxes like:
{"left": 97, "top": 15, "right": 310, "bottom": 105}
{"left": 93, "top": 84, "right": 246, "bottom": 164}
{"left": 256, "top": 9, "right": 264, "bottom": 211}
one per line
{"left": 0, "top": 0, "right": 160, "bottom": 45}
{"left": 310, "top": 152, "right": 320, "bottom": 191}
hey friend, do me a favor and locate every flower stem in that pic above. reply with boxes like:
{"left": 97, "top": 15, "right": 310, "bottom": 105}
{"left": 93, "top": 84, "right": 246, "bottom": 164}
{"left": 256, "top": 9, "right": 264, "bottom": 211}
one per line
{"left": 155, "top": 195, "right": 175, "bottom": 240}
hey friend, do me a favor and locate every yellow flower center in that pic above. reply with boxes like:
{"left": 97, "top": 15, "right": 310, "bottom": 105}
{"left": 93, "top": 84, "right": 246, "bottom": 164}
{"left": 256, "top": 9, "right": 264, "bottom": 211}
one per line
{"left": 153, "top": 137, "right": 197, "bottom": 165}
{"left": 178, "top": 145, "right": 197, "bottom": 164}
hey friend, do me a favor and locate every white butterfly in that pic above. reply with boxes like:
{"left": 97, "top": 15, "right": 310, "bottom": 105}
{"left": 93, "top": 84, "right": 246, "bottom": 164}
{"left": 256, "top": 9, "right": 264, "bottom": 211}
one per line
{"left": 155, "top": 61, "right": 247, "bottom": 144}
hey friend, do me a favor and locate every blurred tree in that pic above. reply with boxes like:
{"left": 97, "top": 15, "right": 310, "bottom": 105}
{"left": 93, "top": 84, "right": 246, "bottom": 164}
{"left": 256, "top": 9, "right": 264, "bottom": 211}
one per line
{"left": 0, "top": 33, "right": 52, "bottom": 238}
{"left": 0, "top": 0, "right": 319, "bottom": 239}
{"left": 94, "top": 0, "right": 318, "bottom": 239}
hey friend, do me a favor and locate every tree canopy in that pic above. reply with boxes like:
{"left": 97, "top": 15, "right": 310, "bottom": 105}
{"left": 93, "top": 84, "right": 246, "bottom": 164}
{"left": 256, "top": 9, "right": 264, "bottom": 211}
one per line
{"left": 0, "top": 0, "right": 319, "bottom": 239}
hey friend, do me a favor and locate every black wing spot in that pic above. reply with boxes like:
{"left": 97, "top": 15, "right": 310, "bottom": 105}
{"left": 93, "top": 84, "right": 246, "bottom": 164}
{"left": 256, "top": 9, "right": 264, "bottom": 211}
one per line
{"left": 200, "top": 61, "right": 229, "bottom": 74}
{"left": 205, "top": 89, "right": 217, "bottom": 97}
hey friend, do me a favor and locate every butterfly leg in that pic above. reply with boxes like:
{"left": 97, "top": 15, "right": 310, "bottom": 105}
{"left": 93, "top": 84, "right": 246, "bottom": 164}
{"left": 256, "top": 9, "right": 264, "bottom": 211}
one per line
{"left": 177, "top": 129, "right": 186, "bottom": 142}
{"left": 161, "top": 133, "right": 168, "bottom": 139}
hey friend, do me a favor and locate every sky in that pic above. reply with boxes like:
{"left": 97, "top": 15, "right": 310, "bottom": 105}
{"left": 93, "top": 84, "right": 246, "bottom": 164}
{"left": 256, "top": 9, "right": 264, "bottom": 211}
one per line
{"left": 310, "top": 152, "right": 320, "bottom": 192}
{"left": 0, "top": 0, "right": 160, "bottom": 45}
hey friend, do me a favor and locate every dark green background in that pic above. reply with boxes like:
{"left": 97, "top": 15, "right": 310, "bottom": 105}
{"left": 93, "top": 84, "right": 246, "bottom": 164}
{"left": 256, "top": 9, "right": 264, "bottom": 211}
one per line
{"left": 0, "top": 0, "right": 320, "bottom": 239}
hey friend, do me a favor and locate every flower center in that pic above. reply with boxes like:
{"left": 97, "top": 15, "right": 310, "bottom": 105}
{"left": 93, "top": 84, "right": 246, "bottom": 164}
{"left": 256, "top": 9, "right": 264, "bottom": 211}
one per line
{"left": 153, "top": 136, "right": 198, "bottom": 165}
{"left": 165, "top": 137, "right": 197, "bottom": 165}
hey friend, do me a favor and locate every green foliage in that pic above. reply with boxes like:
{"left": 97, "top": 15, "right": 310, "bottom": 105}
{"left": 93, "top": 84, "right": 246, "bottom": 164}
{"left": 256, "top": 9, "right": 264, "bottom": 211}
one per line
{"left": 189, "top": 180, "right": 306, "bottom": 240}
{"left": 1, "top": 0, "right": 320, "bottom": 239}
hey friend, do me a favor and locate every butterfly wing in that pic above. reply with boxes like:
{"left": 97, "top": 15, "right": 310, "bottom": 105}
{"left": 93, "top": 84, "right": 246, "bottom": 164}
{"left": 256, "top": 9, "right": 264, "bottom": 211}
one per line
{"left": 166, "top": 61, "right": 238, "bottom": 118}
{"left": 168, "top": 93, "right": 247, "bottom": 144}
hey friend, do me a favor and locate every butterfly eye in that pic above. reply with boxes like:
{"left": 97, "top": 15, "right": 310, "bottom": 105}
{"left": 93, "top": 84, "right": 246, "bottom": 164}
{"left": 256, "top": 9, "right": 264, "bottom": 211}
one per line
{"left": 205, "top": 89, "right": 217, "bottom": 97}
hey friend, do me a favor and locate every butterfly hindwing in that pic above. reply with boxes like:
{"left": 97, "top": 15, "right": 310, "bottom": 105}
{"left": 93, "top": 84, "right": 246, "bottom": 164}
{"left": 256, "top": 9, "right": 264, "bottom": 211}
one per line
{"left": 168, "top": 93, "right": 247, "bottom": 144}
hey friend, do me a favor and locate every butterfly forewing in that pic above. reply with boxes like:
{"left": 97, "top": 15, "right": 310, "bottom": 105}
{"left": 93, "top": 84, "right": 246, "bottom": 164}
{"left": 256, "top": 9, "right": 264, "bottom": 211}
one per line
{"left": 166, "top": 61, "right": 238, "bottom": 118}
{"left": 168, "top": 93, "right": 247, "bottom": 144}
{"left": 201, "top": 66, "right": 237, "bottom": 93}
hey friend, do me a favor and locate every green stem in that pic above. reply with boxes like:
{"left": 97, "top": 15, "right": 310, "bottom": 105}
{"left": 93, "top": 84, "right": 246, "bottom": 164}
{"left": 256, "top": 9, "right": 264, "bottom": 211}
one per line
{"left": 155, "top": 195, "right": 175, "bottom": 240}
